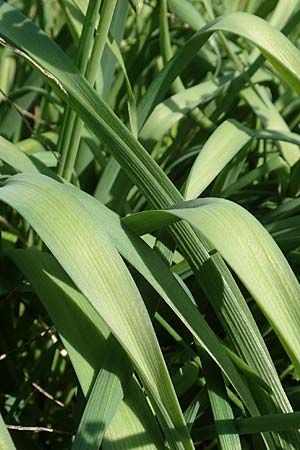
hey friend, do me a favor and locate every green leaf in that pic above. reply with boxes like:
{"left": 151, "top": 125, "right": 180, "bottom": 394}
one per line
{"left": 193, "top": 411, "right": 300, "bottom": 442}
{"left": 1, "top": 4, "right": 300, "bottom": 446}
{"left": 0, "top": 414, "right": 17, "bottom": 450}
{"left": 140, "top": 76, "right": 234, "bottom": 148}
{"left": 10, "top": 248, "right": 164, "bottom": 450}
{"left": 168, "top": 0, "right": 205, "bottom": 30}
{"left": 124, "top": 199, "right": 300, "bottom": 377}
{"left": 71, "top": 336, "right": 132, "bottom": 450}
{"left": 222, "top": 155, "right": 289, "bottom": 198}
{"left": 241, "top": 86, "right": 300, "bottom": 166}
{"left": 128, "top": 0, "right": 144, "bottom": 15}
{"left": 59, "top": 0, "right": 87, "bottom": 41}
{"left": 184, "top": 120, "right": 253, "bottom": 200}
{"left": 0, "top": 172, "right": 192, "bottom": 450}
{"left": 103, "top": 377, "right": 165, "bottom": 450}
{"left": 202, "top": 353, "right": 242, "bottom": 450}
{"left": 0, "top": 136, "right": 59, "bottom": 179}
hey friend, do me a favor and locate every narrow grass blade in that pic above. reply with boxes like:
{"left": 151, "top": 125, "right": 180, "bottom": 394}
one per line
{"left": 267, "top": 216, "right": 300, "bottom": 250}
{"left": 237, "top": 413, "right": 300, "bottom": 436}
{"left": 202, "top": 353, "right": 242, "bottom": 450}
{"left": 71, "top": 336, "right": 132, "bottom": 450}
{"left": 58, "top": 0, "right": 86, "bottom": 41}
{"left": 103, "top": 377, "right": 165, "bottom": 450}
{"left": 193, "top": 411, "right": 300, "bottom": 441}
{"left": 222, "top": 156, "right": 289, "bottom": 198}
{"left": 107, "top": 37, "right": 137, "bottom": 137}
{"left": 58, "top": 0, "right": 104, "bottom": 180}
{"left": 128, "top": 0, "right": 144, "bottom": 15}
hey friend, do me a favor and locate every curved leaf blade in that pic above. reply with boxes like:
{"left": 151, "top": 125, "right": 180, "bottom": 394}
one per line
{"left": 10, "top": 249, "right": 163, "bottom": 450}
{"left": 184, "top": 120, "right": 253, "bottom": 200}
{"left": 124, "top": 200, "right": 300, "bottom": 376}
{"left": 0, "top": 172, "right": 192, "bottom": 450}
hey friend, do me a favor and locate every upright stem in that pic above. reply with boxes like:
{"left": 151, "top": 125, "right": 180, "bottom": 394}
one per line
{"left": 159, "top": 0, "right": 212, "bottom": 130}
{"left": 85, "top": 0, "right": 118, "bottom": 83}
{"left": 58, "top": 0, "right": 102, "bottom": 178}
{"left": 59, "top": 0, "right": 117, "bottom": 181}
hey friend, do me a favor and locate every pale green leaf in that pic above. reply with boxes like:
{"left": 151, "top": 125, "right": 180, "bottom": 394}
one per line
{"left": 168, "top": 0, "right": 205, "bottom": 30}
{"left": 0, "top": 136, "right": 59, "bottom": 179}
{"left": 140, "top": 76, "right": 234, "bottom": 148}
{"left": 0, "top": 414, "right": 16, "bottom": 450}
{"left": 184, "top": 120, "right": 252, "bottom": 200}
{"left": 0, "top": 172, "right": 192, "bottom": 450}
{"left": 124, "top": 199, "right": 300, "bottom": 376}
{"left": 10, "top": 248, "right": 164, "bottom": 450}
{"left": 104, "top": 377, "right": 164, "bottom": 450}
{"left": 241, "top": 86, "right": 300, "bottom": 166}
{"left": 202, "top": 353, "right": 242, "bottom": 450}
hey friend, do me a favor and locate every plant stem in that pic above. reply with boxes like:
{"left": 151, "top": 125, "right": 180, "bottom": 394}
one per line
{"left": 159, "top": 0, "right": 213, "bottom": 130}
{"left": 58, "top": 0, "right": 102, "bottom": 178}
{"left": 59, "top": 0, "right": 118, "bottom": 181}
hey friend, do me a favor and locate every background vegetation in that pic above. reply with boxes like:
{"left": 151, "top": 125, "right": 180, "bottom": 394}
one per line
{"left": 1, "top": 0, "right": 300, "bottom": 449}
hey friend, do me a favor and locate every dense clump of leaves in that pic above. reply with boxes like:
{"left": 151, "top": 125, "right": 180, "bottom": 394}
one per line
{"left": 0, "top": 1, "right": 300, "bottom": 450}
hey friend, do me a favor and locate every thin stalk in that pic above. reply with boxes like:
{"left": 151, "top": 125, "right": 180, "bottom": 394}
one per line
{"left": 159, "top": 0, "right": 212, "bottom": 129}
{"left": 58, "top": 0, "right": 102, "bottom": 177}
{"left": 85, "top": 0, "right": 117, "bottom": 83}
{"left": 201, "top": 351, "right": 241, "bottom": 450}
{"left": 159, "top": 0, "right": 182, "bottom": 92}
{"left": 60, "top": 0, "right": 118, "bottom": 182}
